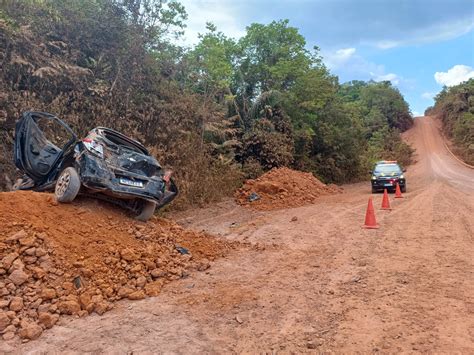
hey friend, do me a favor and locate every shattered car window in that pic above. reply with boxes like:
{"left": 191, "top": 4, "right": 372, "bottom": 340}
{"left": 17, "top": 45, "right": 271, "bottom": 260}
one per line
{"left": 35, "top": 115, "right": 74, "bottom": 148}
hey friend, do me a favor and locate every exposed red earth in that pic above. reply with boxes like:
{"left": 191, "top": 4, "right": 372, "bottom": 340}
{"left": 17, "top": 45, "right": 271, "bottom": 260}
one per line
{"left": 1, "top": 116, "right": 473, "bottom": 353}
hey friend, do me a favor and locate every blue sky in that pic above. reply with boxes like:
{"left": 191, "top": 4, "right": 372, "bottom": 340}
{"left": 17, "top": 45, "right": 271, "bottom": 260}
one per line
{"left": 179, "top": 0, "right": 474, "bottom": 116}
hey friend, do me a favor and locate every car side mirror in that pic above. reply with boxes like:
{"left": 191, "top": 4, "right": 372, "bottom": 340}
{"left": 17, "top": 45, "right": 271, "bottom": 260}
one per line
{"left": 402, "top": 168, "right": 407, "bottom": 172}
{"left": 368, "top": 170, "right": 373, "bottom": 174}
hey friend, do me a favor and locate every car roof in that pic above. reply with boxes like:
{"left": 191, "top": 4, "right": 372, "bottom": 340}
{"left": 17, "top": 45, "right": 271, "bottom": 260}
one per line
{"left": 375, "top": 160, "right": 398, "bottom": 165}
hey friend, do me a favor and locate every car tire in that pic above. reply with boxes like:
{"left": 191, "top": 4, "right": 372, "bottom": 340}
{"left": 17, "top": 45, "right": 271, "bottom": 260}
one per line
{"left": 371, "top": 187, "right": 377, "bottom": 193}
{"left": 55, "top": 167, "right": 81, "bottom": 203}
{"left": 401, "top": 185, "right": 406, "bottom": 193}
{"left": 136, "top": 200, "right": 156, "bottom": 222}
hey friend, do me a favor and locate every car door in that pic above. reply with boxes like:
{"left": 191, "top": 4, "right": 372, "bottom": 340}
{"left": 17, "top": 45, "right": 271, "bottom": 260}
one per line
{"left": 14, "top": 111, "right": 77, "bottom": 182}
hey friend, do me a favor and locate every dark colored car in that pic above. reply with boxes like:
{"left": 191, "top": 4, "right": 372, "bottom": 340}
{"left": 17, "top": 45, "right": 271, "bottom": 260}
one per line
{"left": 13, "top": 111, "right": 178, "bottom": 221}
{"left": 370, "top": 160, "right": 406, "bottom": 193}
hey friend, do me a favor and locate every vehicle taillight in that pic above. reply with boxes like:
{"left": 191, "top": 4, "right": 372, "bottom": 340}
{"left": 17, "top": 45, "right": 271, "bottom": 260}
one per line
{"left": 163, "top": 170, "right": 172, "bottom": 187}
{"left": 82, "top": 138, "right": 104, "bottom": 158}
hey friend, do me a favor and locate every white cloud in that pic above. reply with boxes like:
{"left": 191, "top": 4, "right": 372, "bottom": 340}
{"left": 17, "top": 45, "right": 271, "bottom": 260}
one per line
{"left": 421, "top": 92, "right": 435, "bottom": 100}
{"left": 375, "top": 40, "right": 400, "bottom": 50}
{"left": 323, "top": 48, "right": 405, "bottom": 87}
{"left": 335, "top": 47, "right": 356, "bottom": 60}
{"left": 373, "top": 73, "right": 400, "bottom": 85}
{"left": 178, "top": 0, "right": 246, "bottom": 47}
{"left": 434, "top": 65, "right": 474, "bottom": 86}
{"left": 324, "top": 47, "right": 356, "bottom": 69}
{"left": 367, "top": 16, "right": 474, "bottom": 49}
{"left": 412, "top": 111, "right": 421, "bottom": 117}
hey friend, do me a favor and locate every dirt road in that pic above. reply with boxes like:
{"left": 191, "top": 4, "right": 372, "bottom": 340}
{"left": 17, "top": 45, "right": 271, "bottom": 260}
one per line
{"left": 13, "top": 116, "right": 474, "bottom": 353}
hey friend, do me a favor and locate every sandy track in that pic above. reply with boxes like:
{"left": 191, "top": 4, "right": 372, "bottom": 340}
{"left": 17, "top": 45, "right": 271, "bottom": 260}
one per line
{"left": 12, "top": 116, "right": 474, "bottom": 353}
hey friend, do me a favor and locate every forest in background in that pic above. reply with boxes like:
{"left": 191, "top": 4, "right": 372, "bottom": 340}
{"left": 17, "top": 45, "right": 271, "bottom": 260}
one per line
{"left": 0, "top": 0, "right": 414, "bottom": 208}
{"left": 426, "top": 79, "right": 474, "bottom": 165}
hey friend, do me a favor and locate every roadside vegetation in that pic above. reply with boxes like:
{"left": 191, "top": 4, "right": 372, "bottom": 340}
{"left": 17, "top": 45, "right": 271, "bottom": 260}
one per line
{"left": 0, "top": 0, "right": 414, "bottom": 207}
{"left": 426, "top": 79, "right": 474, "bottom": 165}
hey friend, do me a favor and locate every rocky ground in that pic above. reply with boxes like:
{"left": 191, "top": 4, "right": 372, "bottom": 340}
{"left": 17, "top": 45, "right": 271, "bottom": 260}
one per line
{"left": 0, "top": 191, "right": 238, "bottom": 342}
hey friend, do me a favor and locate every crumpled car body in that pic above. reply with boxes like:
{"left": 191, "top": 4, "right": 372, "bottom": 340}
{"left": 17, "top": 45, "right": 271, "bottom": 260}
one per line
{"left": 13, "top": 111, "right": 178, "bottom": 219}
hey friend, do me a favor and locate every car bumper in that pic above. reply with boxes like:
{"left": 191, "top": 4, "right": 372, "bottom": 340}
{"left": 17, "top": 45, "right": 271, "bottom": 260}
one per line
{"left": 371, "top": 179, "right": 405, "bottom": 190}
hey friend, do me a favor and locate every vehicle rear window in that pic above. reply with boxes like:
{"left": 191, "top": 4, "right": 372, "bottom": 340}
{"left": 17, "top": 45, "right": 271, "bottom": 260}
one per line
{"left": 102, "top": 132, "right": 145, "bottom": 154}
{"left": 374, "top": 164, "right": 401, "bottom": 173}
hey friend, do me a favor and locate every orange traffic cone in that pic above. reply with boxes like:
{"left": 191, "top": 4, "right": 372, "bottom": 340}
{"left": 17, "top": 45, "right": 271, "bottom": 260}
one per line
{"left": 381, "top": 189, "right": 392, "bottom": 210}
{"left": 362, "top": 197, "right": 379, "bottom": 229}
{"left": 395, "top": 182, "right": 404, "bottom": 198}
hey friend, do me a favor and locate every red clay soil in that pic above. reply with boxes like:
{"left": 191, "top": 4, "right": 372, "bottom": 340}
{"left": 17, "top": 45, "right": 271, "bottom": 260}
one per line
{"left": 235, "top": 167, "right": 342, "bottom": 210}
{"left": 0, "top": 191, "right": 237, "bottom": 341}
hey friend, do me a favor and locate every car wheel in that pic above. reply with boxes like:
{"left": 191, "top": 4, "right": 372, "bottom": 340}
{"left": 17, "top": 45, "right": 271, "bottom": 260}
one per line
{"left": 401, "top": 185, "right": 406, "bottom": 193}
{"left": 136, "top": 200, "right": 156, "bottom": 222}
{"left": 371, "top": 187, "right": 377, "bottom": 193}
{"left": 55, "top": 167, "right": 81, "bottom": 203}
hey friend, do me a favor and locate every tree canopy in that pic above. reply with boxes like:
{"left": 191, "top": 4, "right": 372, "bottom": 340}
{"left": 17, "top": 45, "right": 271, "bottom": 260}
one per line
{"left": 0, "top": 0, "right": 414, "bottom": 200}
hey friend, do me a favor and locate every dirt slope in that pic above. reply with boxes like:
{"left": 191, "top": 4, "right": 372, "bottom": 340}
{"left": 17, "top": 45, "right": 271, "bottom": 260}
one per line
{"left": 235, "top": 167, "right": 342, "bottom": 210}
{"left": 0, "top": 192, "right": 236, "bottom": 342}
{"left": 5, "top": 116, "right": 474, "bottom": 353}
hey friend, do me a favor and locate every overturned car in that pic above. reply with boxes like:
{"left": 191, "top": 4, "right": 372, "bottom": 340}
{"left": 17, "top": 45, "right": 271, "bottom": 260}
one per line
{"left": 13, "top": 111, "right": 178, "bottom": 221}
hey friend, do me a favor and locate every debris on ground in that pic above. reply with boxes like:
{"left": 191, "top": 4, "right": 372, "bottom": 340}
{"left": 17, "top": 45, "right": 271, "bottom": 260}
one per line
{"left": 0, "top": 191, "right": 237, "bottom": 341}
{"left": 235, "top": 167, "right": 343, "bottom": 210}
{"left": 248, "top": 192, "right": 260, "bottom": 202}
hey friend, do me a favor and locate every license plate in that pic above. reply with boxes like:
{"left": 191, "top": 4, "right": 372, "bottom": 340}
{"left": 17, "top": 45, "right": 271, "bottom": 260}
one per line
{"left": 119, "top": 178, "right": 144, "bottom": 187}
{"left": 384, "top": 183, "right": 393, "bottom": 187}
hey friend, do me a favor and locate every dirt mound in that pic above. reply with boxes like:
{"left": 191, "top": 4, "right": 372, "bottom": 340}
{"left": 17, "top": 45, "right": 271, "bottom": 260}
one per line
{"left": 0, "top": 191, "right": 236, "bottom": 341}
{"left": 235, "top": 167, "right": 342, "bottom": 210}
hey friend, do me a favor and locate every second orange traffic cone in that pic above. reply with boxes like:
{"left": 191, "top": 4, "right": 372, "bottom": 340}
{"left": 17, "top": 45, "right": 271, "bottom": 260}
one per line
{"left": 362, "top": 197, "right": 379, "bottom": 229}
{"left": 381, "top": 189, "right": 392, "bottom": 210}
{"left": 395, "top": 182, "right": 404, "bottom": 198}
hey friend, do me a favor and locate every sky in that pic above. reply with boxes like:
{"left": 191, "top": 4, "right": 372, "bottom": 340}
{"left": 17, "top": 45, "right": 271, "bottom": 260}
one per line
{"left": 178, "top": 0, "right": 474, "bottom": 116}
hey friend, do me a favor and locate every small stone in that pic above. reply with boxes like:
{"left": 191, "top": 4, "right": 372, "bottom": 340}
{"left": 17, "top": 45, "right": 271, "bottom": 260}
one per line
{"left": 0, "top": 311, "right": 10, "bottom": 331}
{"left": 9, "top": 297, "right": 24, "bottom": 311}
{"left": 307, "top": 341, "right": 317, "bottom": 349}
{"left": 41, "top": 288, "right": 57, "bottom": 300}
{"left": 1, "top": 253, "right": 19, "bottom": 269}
{"left": 3, "top": 324, "right": 16, "bottom": 333}
{"left": 291, "top": 216, "right": 298, "bottom": 222}
{"left": 19, "top": 322, "right": 42, "bottom": 340}
{"left": 150, "top": 269, "right": 165, "bottom": 279}
{"left": 136, "top": 276, "right": 147, "bottom": 288}
{"left": 8, "top": 258, "right": 25, "bottom": 272}
{"left": 38, "top": 312, "right": 58, "bottom": 329}
{"left": 57, "top": 300, "right": 81, "bottom": 315}
{"left": 6, "top": 311, "right": 15, "bottom": 319}
{"left": 23, "top": 256, "right": 38, "bottom": 264}
{"left": 117, "top": 287, "right": 134, "bottom": 298}
{"left": 2, "top": 332, "right": 15, "bottom": 341}
{"left": 37, "top": 304, "right": 50, "bottom": 313}
{"left": 24, "top": 247, "right": 36, "bottom": 256}
{"left": 31, "top": 267, "right": 46, "bottom": 279}
{"left": 120, "top": 249, "right": 139, "bottom": 261}
{"left": 130, "top": 264, "right": 143, "bottom": 273}
{"left": 79, "top": 293, "right": 92, "bottom": 310}
{"left": 19, "top": 236, "right": 36, "bottom": 247}
{"left": 235, "top": 315, "right": 243, "bottom": 324}
{"left": 127, "top": 290, "right": 145, "bottom": 300}
{"left": 94, "top": 302, "right": 109, "bottom": 315}
{"left": 7, "top": 230, "right": 27, "bottom": 242}
{"left": 8, "top": 269, "right": 29, "bottom": 286}
{"left": 35, "top": 248, "right": 47, "bottom": 257}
